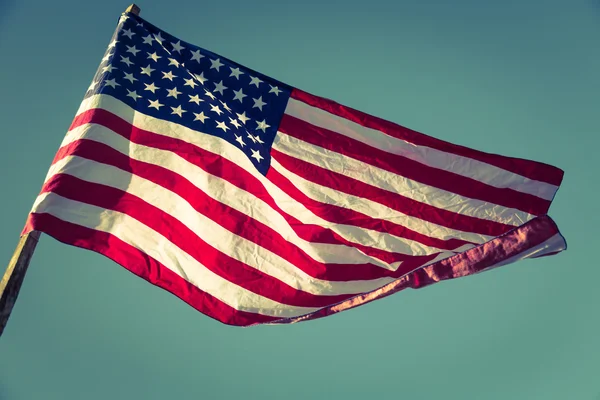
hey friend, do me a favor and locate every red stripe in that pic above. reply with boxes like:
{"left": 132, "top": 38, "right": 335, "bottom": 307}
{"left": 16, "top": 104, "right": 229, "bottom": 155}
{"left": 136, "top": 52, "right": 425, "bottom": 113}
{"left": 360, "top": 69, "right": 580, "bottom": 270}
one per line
{"left": 270, "top": 215, "right": 563, "bottom": 324}
{"left": 271, "top": 148, "right": 515, "bottom": 237}
{"left": 55, "top": 139, "right": 434, "bottom": 281}
{"left": 40, "top": 173, "right": 354, "bottom": 308}
{"left": 291, "top": 89, "right": 564, "bottom": 187}
{"left": 266, "top": 165, "right": 470, "bottom": 252}
{"left": 279, "top": 216, "right": 415, "bottom": 265}
{"left": 409, "top": 216, "right": 561, "bottom": 288}
{"left": 279, "top": 114, "right": 552, "bottom": 216}
{"left": 66, "top": 108, "right": 412, "bottom": 265}
{"left": 23, "top": 213, "right": 276, "bottom": 327}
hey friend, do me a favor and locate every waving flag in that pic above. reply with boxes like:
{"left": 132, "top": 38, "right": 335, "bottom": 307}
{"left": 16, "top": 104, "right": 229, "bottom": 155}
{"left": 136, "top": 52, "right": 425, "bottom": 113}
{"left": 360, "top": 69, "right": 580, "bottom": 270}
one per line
{"left": 23, "top": 11, "right": 566, "bottom": 326}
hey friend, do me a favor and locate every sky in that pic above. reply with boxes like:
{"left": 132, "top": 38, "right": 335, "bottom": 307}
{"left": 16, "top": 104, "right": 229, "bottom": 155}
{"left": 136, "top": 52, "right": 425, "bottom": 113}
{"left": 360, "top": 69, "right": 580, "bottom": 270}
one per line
{"left": 0, "top": 0, "right": 599, "bottom": 399}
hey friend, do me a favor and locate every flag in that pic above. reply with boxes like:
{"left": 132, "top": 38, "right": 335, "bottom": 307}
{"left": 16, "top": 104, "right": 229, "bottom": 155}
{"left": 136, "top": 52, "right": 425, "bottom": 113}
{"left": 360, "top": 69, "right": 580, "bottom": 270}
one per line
{"left": 23, "top": 11, "right": 566, "bottom": 326}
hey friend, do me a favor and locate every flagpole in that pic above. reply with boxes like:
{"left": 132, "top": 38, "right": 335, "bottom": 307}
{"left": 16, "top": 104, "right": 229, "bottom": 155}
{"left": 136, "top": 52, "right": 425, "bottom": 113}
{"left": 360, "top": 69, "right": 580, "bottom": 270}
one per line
{"left": 125, "top": 3, "right": 141, "bottom": 15}
{"left": 0, "top": 3, "right": 142, "bottom": 338}
{"left": 0, "top": 230, "right": 41, "bottom": 336}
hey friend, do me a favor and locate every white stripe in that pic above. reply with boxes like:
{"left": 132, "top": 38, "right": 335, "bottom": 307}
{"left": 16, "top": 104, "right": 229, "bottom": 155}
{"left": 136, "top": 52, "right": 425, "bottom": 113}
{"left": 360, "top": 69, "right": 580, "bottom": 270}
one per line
{"left": 273, "top": 131, "right": 534, "bottom": 227}
{"left": 58, "top": 123, "right": 394, "bottom": 271}
{"left": 31, "top": 192, "right": 318, "bottom": 318}
{"left": 46, "top": 152, "right": 397, "bottom": 295}
{"left": 270, "top": 157, "right": 493, "bottom": 246}
{"left": 71, "top": 94, "right": 455, "bottom": 257}
{"left": 285, "top": 98, "right": 558, "bottom": 201}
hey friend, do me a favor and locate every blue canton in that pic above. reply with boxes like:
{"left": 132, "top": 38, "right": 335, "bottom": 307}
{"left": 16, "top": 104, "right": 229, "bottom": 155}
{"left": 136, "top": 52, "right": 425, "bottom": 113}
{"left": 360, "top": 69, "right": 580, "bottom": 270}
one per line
{"left": 86, "top": 12, "right": 292, "bottom": 175}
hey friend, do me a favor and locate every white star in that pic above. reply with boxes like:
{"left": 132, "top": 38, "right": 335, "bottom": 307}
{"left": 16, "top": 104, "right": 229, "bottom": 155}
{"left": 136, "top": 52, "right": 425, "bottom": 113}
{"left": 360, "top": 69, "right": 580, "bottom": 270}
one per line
{"left": 249, "top": 76, "right": 263, "bottom": 87}
{"left": 126, "top": 45, "right": 140, "bottom": 56}
{"left": 148, "top": 99, "right": 164, "bottom": 110}
{"left": 229, "top": 117, "right": 241, "bottom": 129}
{"left": 87, "top": 80, "right": 99, "bottom": 92}
{"left": 190, "top": 49, "right": 204, "bottom": 62}
{"left": 235, "top": 134, "right": 246, "bottom": 147}
{"left": 144, "top": 82, "right": 159, "bottom": 93}
{"left": 188, "top": 94, "right": 203, "bottom": 104}
{"left": 236, "top": 112, "right": 250, "bottom": 125}
{"left": 256, "top": 119, "right": 271, "bottom": 132}
{"left": 104, "top": 78, "right": 120, "bottom": 88}
{"left": 154, "top": 32, "right": 164, "bottom": 44}
{"left": 190, "top": 72, "right": 206, "bottom": 86}
{"left": 204, "top": 90, "right": 216, "bottom": 100}
{"left": 194, "top": 111, "right": 209, "bottom": 123}
{"left": 102, "top": 52, "right": 112, "bottom": 62}
{"left": 126, "top": 89, "right": 141, "bottom": 101}
{"left": 254, "top": 134, "right": 264, "bottom": 144}
{"left": 213, "top": 80, "right": 227, "bottom": 95}
{"left": 247, "top": 133, "right": 257, "bottom": 143}
{"left": 162, "top": 71, "right": 177, "bottom": 81}
{"left": 102, "top": 64, "right": 116, "bottom": 73}
{"left": 142, "top": 35, "right": 154, "bottom": 45}
{"left": 216, "top": 121, "right": 229, "bottom": 132}
{"left": 123, "top": 72, "right": 137, "bottom": 84}
{"left": 229, "top": 67, "right": 243, "bottom": 79}
{"left": 120, "top": 55, "right": 133, "bottom": 67}
{"left": 171, "top": 105, "right": 186, "bottom": 117}
{"left": 210, "top": 104, "right": 223, "bottom": 115}
{"left": 219, "top": 100, "right": 232, "bottom": 113}
{"left": 147, "top": 52, "right": 161, "bottom": 62}
{"left": 171, "top": 41, "right": 184, "bottom": 53}
{"left": 232, "top": 88, "right": 247, "bottom": 103}
{"left": 122, "top": 28, "right": 135, "bottom": 39}
{"left": 108, "top": 39, "right": 118, "bottom": 48}
{"left": 250, "top": 149, "right": 264, "bottom": 163}
{"left": 252, "top": 96, "right": 267, "bottom": 111}
{"left": 167, "top": 87, "right": 182, "bottom": 99}
{"left": 168, "top": 58, "right": 180, "bottom": 68}
{"left": 210, "top": 58, "right": 224, "bottom": 71}
{"left": 184, "top": 78, "right": 198, "bottom": 89}
{"left": 141, "top": 65, "right": 155, "bottom": 76}
{"left": 269, "top": 85, "right": 282, "bottom": 96}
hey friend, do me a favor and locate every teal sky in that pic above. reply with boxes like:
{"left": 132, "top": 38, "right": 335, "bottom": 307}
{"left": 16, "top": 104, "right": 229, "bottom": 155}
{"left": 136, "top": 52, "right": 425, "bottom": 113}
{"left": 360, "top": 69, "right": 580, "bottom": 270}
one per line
{"left": 1, "top": 0, "right": 599, "bottom": 399}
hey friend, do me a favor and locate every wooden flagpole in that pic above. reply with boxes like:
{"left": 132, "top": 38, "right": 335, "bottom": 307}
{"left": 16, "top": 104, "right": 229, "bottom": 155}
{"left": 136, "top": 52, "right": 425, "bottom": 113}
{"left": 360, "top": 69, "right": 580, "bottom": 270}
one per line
{"left": 125, "top": 3, "right": 141, "bottom": 15}
{"left": 0, "top": 3, "right": 142, "bottom": 338}
{"left": 0, "top": 231, "right": 41, "bottom": 336}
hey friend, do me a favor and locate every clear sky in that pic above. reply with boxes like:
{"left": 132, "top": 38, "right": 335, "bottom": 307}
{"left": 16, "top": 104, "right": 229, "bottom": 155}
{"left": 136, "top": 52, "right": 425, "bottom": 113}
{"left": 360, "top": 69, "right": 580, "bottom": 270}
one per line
{"left": 1, "top": 0, "right": 598, "bottom": 399}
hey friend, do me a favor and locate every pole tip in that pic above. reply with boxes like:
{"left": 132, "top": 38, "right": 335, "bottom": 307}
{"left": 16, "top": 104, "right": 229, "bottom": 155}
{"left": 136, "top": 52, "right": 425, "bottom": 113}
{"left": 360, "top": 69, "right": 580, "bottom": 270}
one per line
{"left": 125, "top": 4, "right": 141, "bottom": 15}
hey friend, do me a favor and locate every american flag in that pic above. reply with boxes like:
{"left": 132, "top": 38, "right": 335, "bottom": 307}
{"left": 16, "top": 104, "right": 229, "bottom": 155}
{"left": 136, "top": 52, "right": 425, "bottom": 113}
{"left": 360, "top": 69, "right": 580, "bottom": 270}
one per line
{"left": 23, "top": 11, "right": 566, "bottom": 326}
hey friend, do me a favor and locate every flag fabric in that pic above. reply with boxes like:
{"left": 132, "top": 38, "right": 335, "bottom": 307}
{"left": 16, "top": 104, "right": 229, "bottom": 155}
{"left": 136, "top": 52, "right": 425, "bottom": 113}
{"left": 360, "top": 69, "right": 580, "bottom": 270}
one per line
{"left": 23, "top": 11, "right": 566, "bottom": 326}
